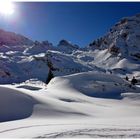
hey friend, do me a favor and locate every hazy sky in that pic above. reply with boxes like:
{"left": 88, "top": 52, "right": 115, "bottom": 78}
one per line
{"left": 1, "top": 2, "right": 140, "bottom": 47}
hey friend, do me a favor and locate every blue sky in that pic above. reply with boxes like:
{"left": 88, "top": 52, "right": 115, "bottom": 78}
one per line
{"left": 1, "top": 2, "right": 140, "bottom": 47}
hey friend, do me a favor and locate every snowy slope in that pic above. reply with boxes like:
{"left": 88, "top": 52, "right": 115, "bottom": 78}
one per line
{"left": 0, "top": 72, "right": 140, "bottom": 138}
{"left": 0, "top": 48, "right": 105, "bottom": 83}
{"left": 0, "top": 86, "right": 37, "bottom": 122}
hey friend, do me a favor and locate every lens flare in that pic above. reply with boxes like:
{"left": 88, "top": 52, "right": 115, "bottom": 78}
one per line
{"left": 0, "top": 1, "right": 15, "bottom": 16}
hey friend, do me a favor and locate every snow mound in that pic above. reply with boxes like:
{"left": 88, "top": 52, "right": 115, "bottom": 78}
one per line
{"left": 121, "top": 92, "right": 140, "bottom": 100}
{"left": 0, "top": 86, "right": 37, "bottom": 122}
{"left": 48, "top": 72, "right": 140, "bottom": 99}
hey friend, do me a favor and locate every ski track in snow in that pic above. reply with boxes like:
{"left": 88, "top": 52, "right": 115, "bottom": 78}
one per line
{"left": 35, "top": 128, "right": 140, "bottom": 138}
{"left": 0, "top": 123, "right": 83, "bottom": 134}
{"left": 0, "top": 123, "right": 140, "bottom": 138}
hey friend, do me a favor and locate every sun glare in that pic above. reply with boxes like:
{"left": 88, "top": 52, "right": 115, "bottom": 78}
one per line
{"left": 0, "top": 1, "right": 15, "bottom": 16}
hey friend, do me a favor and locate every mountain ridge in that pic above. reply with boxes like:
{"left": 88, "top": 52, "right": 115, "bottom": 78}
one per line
{"left": 0, "top": 13, "right": 140, "bottom": 83}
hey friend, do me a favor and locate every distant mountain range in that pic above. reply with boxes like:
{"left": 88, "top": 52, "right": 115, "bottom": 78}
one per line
{"left": 0, "top": 13, "right": 140, "bottom": 84}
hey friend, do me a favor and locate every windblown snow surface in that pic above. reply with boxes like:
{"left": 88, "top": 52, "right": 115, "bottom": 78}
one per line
{"left": 0, "top": 72, "right": 140, "bottom": 138}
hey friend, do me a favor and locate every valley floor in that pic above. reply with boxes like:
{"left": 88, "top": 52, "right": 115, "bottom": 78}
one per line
{"left": 0, "top": 72, "right": 140, "bottom": 138}
{"left": 1, "top": 118, "right": 140, "bottom": 138}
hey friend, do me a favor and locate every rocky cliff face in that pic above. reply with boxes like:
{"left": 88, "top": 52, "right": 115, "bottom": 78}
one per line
{"left": 88, "top": 14, "right": 140, "bottom": 61}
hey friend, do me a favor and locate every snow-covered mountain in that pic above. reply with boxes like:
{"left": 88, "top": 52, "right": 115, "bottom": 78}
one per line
{"left": 57, "top": 39, "right": 79, "bottom": 54}
{"left": 1, "top": 14, "right": 140, "bottom": 138}
{"left": 0, "top": 29, "right": 33, "bottom": 46}
{"left": 24, "top": 40, "right": 54, "bottom": 55}
{"left": 86, "top": 14, "right": 140, "bottom": 76}
{"left": 0, "top": 14, "right": 140, "bottom": 84}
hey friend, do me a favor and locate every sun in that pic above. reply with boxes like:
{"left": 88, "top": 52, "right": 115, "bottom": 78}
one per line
{"left": 0, "top": 1, "right": 15, "bottom": 16}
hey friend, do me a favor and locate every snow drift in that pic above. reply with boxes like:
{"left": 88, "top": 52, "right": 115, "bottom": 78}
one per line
{"left": 0, "top": 86, "right": 37, "bottom": 122}
{"left": 0, "top": 71, "right": 140, "bottom": 137}
{"left": 48, "top": 71, "right": 140, "bottom": 99}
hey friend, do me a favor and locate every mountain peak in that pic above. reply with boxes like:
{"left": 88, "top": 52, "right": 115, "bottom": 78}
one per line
{"left": 88, "top": 13, "right": 140, "bottom": 60}
{"left": 57, "top": 39, "right": 79, "bottom": 53}
{"left": 58, "top": 39, "right": 71, "bottom": 46}
{"left": 0, "top": 29, "right": 33, "bottom": 46}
